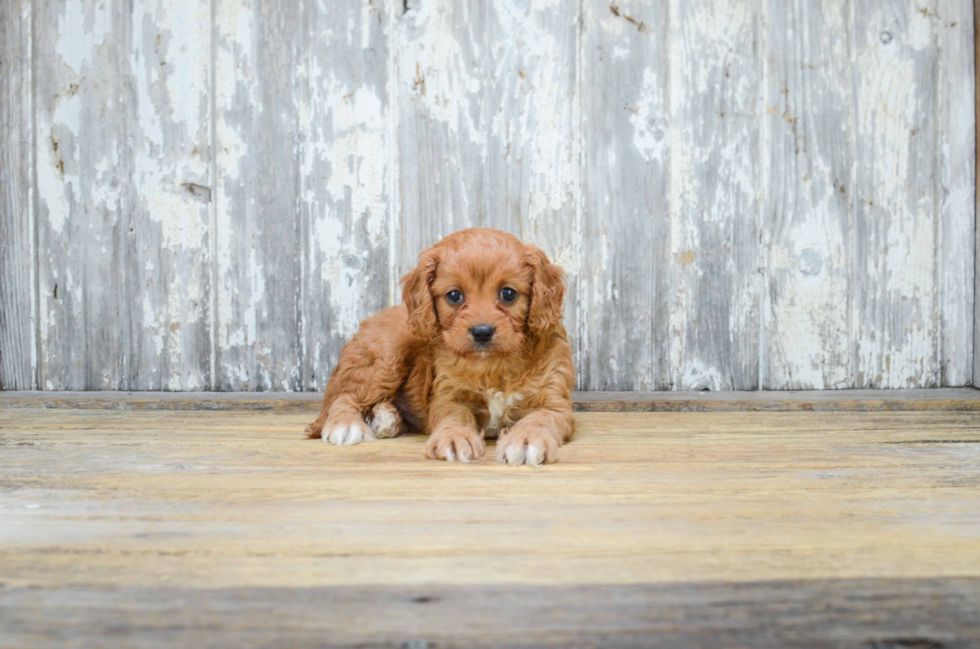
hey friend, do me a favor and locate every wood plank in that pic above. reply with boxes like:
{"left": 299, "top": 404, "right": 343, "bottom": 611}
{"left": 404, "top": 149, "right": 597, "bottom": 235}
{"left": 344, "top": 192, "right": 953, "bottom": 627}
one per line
{"left": 33, "top": 0, "right": 212, "bottom": 390}
{"left": 0, "top": 0, "right": 34, "bottom": 390}
{"left": 975, "top": 0, "right": 980, "bottom": 390}
{"left": 1, "top": 408, "right": 979, "bottom": 588}
{"left": 851, "top": 0, "right": 941, "bottom": 388}
{"left": 213, "top": 0, "right": 392, "bottom": 392}
{"left": 3, "top": 388, "right": 980, "bottom": 411}
{"left": 295, "top": 0, "right": 392, "bottom": 392}
{"left": 393, "top": 0, "right": 486, "bottom": 266}
{"left": 212, "top": 0, "right": 302, "bottom": 390}
{"left": 938, "top": 0, "right": 976, "bottom": 386}
{"left": 763, "top": 0, "right": 853, "bottom": 389}
{"left": 2, "top": 407, "right": 980, "bottom": 644}
{"left": 579, "top": 0, "right": 670, "bottom": 390}
{"left": 2, "top": 579, "right": 978, "bottom": 648}
{"left": 668, "top": 0, "right": 763, "bottom": 390}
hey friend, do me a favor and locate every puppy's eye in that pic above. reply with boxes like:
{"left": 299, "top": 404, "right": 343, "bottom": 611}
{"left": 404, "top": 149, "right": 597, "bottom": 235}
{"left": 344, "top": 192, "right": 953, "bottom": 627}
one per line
{"left": 499, "top": 287, "right": 518, "bottom": 303}
{"left": 446, "top": 290, "right": 464, "bottom": 305}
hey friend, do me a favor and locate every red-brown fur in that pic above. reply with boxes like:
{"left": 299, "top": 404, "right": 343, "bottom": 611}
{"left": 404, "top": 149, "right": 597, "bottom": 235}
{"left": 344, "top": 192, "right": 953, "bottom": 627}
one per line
{"left": 305, "top": 228, "right": 575, "bottom": 466}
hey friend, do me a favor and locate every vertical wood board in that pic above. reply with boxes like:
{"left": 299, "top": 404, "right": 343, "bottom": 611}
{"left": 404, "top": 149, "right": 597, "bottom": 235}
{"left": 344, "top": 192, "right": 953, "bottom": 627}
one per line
{"left": 762, "top": 0, "right": 854, "bottom": 389}
{"left": 667, "top": 0, "right": 763, "bottom": 390}
{"left": 0, "top": 0, "right": 35, "bottom": 390}
{"left": 33, "top": 0, "right": 212, "bottom": 390}
{"left": 579, "top": 0, "right": 670, "bottom": 390}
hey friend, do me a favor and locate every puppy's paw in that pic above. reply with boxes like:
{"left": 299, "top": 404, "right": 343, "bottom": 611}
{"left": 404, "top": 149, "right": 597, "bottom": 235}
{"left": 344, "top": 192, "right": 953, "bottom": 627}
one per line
{"left": 323, "top": 413, "right": 374, "bottom": 446}
{"left": 425, "top": 427, "right": 485, "bottom": 463}
{"left": 305, "top": 420, "right": 324, "bottom": 439}
{"left": 369, "top": 401, "right": 402, "bottom": 439}
{"left": 496, "top": 425, "right": 560, "bottom": 467}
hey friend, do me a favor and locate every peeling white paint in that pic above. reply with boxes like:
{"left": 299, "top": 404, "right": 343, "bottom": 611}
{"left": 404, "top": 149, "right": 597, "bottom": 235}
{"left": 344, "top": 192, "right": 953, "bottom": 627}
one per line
{"left": 19, "top": 0, "right": 975, "bottom": 392}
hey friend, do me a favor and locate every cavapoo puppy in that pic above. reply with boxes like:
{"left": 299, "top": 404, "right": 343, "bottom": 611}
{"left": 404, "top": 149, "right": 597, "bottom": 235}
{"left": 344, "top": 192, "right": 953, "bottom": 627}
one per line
{"left": 306, "top": 228, "right": 575, "bottom": 466}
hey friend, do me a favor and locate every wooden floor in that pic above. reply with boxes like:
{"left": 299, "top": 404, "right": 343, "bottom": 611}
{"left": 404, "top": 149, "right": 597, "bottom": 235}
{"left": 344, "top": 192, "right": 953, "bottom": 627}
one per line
{"left": 2, "top": 400, "right": 980, "bottom": 647}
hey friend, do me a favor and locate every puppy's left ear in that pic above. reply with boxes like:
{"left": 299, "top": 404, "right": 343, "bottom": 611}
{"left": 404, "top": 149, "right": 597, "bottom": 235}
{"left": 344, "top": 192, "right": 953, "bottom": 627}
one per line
{"left": 525, "top": 245, "right": 566, "bottom": 335}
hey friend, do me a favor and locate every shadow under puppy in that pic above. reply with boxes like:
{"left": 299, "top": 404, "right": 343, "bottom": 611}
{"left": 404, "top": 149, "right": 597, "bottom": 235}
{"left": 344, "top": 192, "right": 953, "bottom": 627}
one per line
{"left": 306, "top": 228, "right": 575, "bottom": 466}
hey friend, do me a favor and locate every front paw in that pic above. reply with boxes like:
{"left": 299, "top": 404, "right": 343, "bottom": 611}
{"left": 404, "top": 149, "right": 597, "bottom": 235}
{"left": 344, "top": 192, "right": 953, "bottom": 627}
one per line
{"left": 425, "top": 427, "right": 485, "bottom": 463}
{"left": 322, "top": 413, "right": 374, "bottom": 446}
{"left": 496, "top": 425, "right": 560, "bottom": 467}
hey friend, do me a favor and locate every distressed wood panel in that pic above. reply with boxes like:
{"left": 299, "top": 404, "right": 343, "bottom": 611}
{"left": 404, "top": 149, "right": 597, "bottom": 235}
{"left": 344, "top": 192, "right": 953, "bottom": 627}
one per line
{"left": 33, "top": 0, "right": 212, "bottom": 390}
{"left": 938, "top": 0, "right": 975, "bottom": 386}
{"left": 394, "top": 0, "right": 486, "bottom": 267}
{"left": 0, "top": 0, "right": 34, "bottom": 390}
{"left": 5, "top": 0, "right": 975, "bottom": 392}
{"left": 974, "top": 0, "right": 980, "bottom": 390}
{"left": 213, "top": 0, "right": 391, "bottom": 392}
{"left": 762, "top": 0, "right": 853, "bottom": 389}
{"left": 296, "top": 0, "right": 392, "bottom": 392}
{"left": 851, "top": 0, "right": 942, "bottom": 388}
{"left": 3, "top": 580, "right": 980, "bottom": 649}
{"left": 668, "top": 0, "right": 763, "bottom": 390}
{"left": 579, "top": 0, "right": 670, "bottom": 391}
{"left": 393, "top": 0, "right": 578, "bottom": 345}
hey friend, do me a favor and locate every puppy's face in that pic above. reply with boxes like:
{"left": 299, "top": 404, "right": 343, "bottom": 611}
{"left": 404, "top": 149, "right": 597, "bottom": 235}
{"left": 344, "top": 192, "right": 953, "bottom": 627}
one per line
{"left": 429, "top": 246, "right": 530, "bottom": 356}
{"left": 402, "top": 229, "right": 566, "bottom": 357}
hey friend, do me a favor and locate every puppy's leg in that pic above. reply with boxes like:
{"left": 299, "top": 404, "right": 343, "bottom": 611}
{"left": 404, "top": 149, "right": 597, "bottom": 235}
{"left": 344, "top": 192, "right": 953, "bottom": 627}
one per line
{"left": 425, "top": 399, "right": 485, "bottom": 463}
{"left": 306, "top": 306, "right": 420, "bottom": 445}
{"left": 320, "top": 394, "right": 374, "bottom": 446}
{"left": 496, "top": 405, "right": 574, "bottom": 467}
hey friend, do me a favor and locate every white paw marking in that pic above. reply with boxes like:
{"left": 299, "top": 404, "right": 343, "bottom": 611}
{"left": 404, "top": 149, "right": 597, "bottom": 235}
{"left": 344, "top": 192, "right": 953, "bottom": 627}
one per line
{"left": 370, "top": 407, "right": 399, "bottom": 438}
{"left": 445, "top": 447, "right": 455, "bottom": 462}
{"left": 484, "top": 391, "right": 523, "bottom": 438}
{"left": 504, "top": 442, "right": 525, "bottom": 466}
{"left": 525, "top": 444, "right": 543, "bottom": 467}
{"left": 325, "top": 422, "right": 373, "bottom": 446}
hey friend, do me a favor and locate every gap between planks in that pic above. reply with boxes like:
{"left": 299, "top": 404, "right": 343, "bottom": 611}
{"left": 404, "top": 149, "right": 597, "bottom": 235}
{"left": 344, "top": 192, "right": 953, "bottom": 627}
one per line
{"left": 0, "top": 388, "right": 979, "bottom": 412}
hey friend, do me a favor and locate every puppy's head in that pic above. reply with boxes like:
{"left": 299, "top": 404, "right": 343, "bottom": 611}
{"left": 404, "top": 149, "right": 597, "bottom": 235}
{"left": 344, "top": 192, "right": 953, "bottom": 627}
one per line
{"left": 401, "top": 228, "right": 566, "bottom": 356}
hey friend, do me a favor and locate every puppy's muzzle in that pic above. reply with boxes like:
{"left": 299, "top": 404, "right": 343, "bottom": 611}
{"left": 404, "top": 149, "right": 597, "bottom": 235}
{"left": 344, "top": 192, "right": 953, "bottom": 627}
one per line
{"left": 469, "top": 324, "right": 495, "bottom": 346}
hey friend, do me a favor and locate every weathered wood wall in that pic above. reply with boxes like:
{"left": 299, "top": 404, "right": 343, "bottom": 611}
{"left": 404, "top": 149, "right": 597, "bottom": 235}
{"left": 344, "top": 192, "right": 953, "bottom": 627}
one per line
{"left": 0, "top": 0, "right": 975, "bottom": 392}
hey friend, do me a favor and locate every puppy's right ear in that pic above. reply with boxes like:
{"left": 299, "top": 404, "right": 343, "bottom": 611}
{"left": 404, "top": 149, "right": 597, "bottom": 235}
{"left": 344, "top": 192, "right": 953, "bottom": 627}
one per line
{"left": 400, "top": 248, "right": 440, "bottom": 339}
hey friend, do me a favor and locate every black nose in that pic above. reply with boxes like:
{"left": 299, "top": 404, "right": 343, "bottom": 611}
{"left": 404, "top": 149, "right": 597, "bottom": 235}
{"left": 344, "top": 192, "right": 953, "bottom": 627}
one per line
{"left": 470, "top": 324, "right": 495, "bottom": 345}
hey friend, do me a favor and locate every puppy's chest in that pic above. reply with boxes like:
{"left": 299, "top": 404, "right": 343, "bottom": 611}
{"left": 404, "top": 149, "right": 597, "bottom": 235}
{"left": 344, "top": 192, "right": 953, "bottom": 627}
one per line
{"left": 475, "top": 390, "right": 524, "bottom": 438}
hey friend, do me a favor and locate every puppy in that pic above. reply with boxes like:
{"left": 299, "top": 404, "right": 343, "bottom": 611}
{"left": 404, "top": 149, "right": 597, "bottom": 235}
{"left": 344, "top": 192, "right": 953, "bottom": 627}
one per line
{"left": 305, "top": 228, "right": 575, "bottom": 466}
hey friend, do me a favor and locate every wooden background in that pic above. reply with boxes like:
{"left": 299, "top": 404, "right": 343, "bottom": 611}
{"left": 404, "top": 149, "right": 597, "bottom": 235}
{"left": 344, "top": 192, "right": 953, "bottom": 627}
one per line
{"left": 0, "top": 0, "right": 976, "bottom": 392}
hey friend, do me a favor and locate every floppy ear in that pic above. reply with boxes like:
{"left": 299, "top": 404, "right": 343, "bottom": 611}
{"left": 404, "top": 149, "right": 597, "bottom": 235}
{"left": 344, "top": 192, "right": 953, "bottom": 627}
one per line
{"left": 400, "top": 247, "right": 440, "bottom": 339}
{"left": 525, "top": 245, "right": 566, "bottom": 335}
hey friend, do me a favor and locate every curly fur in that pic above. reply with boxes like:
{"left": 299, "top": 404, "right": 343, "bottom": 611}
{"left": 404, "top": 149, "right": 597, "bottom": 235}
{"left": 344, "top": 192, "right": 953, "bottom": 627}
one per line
{"left": 306, "top": 228, "right": 575, "bottom": 466}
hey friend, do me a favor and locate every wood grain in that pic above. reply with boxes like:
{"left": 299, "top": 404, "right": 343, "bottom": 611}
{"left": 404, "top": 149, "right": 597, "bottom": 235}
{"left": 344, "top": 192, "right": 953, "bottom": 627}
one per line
{"left": 5, "top": 0, "right": 977, "bottom": 391}
{"left": 763, "top": 0, "right": 853, "bottom": 389}
{"left": 0, "top": 0, "right": 34, "bottom": 390}
{"left": 851, "top": 0, "right": 940, "bottom": 388}
{"left": 212, "top": 0, "right": 392, "bottom": 392}
{"left": 939, "top": 0, "right": 976, "bottom": 386}
{"left": 1, "top": 407, "right": 980, "bottom": 645}
{"left": 2, "top": 408, "right": 980, "bottom": 588}
{"left": 394, "top": 0, "right": 485, "bottom": 268}
{"left": 2, "top": 580, "right": 978, "bottom": 648}
{"left": 975, "top": 0, "right": 980, "bottom": 390}
{"left": 33, "top": 0, "right": 212, "bottom": 391}
{"left": 579, "top": 0, "right": 670, "bottom": 390}
{"left": 668, "top": 0, "right": 763, "bottom": 390}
